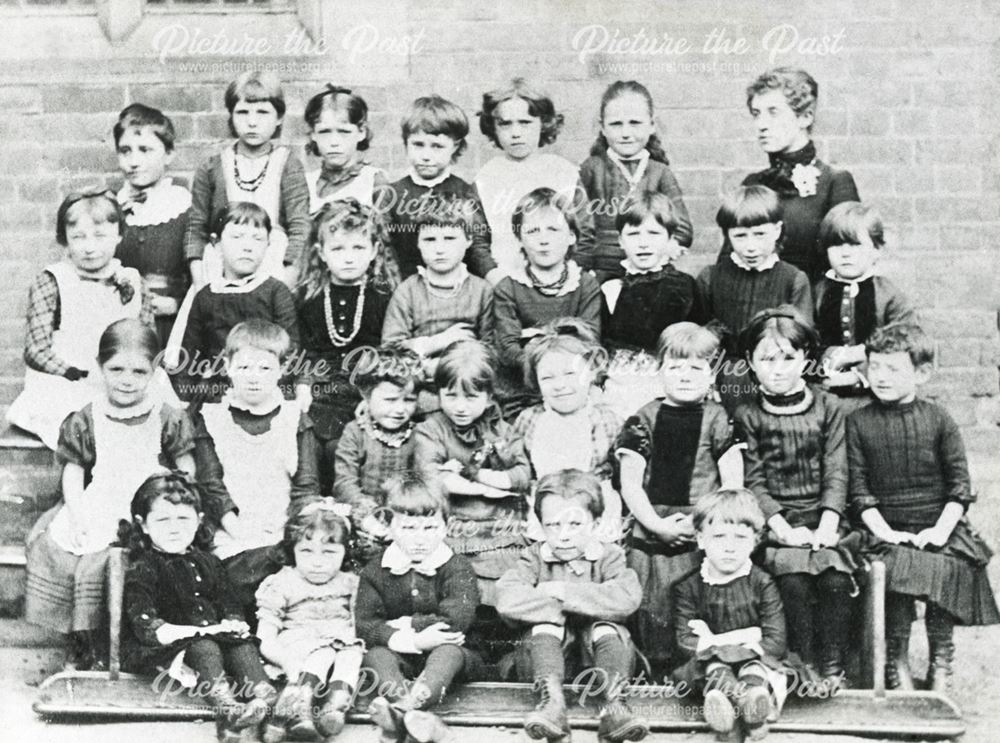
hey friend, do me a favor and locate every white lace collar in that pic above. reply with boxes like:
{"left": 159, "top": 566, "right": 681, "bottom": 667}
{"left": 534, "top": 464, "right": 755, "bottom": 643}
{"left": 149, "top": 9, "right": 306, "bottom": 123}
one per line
{"left": 382, "top": 542, "right": 454, "bottom": 576}
{"left": 730, "top": 252, "right": 779, "bottom": 273}
{"left": 93, "top": 392, "right": 160, "bottom": 421}
{"left": 408, "top": 168, "right": 452, "bottom": 188}
{"left": 220, "top": 388, "right": 285, "bottom": 416}
{"left": 117, "top": 178, "right": 192, "bottom": 227}
{"left": 700, "top": 558, "right": 752, "bottom": 585}
{"left": 620, "top": 257, "right": 670, "bottom": 275}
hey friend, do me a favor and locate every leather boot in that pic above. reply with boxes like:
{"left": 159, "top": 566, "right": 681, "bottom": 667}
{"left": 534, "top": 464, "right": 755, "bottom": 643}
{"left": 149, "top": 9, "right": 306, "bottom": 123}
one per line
{"left": 596, "top": 676, "right": 647, "bottom": 743}
{"left": 524, "top": 675, "right": 570, "bottom": 741}
{"left": 262, "top": 683, "right": 297, "bottom": 743}
{"left": 885, "top": 635, "right": 914, "bottom": 691}
{"left": 926, "top": 606, "right": 956, "bottom": 695}
{"left": 234, "top": 681, "right": 279, "bottom": 735}
{"left": 285, "top": 682, "right": 320, "bottom": 741}
{"left": 404, "top": 709, "right": 454, "bottom": 743}
{"left": 369, "top": 696, "right": 406, "bottom": 743}
{"left": 314, "top": 686, "right": 353, "bottom": 739}
{"left": 820, "top": 643, "right": 848, "bottom": 691}
{"left": 208, "top": 680, "right": 246, "bottom": 743}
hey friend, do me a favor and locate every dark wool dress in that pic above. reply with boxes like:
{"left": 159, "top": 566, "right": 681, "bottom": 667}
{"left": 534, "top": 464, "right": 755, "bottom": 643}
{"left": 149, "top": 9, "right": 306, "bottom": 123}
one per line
{"left": 671, "top": 566, "right": 788, "bottom": 687}
{"left": 847, "top": 399, "right": 1000, "bottom": 625}
{"left": 123, "top": 547, "right": 253, "bottom": 673}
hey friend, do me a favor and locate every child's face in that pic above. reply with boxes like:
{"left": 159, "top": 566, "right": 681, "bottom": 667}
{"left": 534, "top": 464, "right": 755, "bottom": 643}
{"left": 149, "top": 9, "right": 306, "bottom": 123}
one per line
{"left": 388, "top": 512, "right": 447, "bottom": 562}
{"left": 310, "top": 107, "right": 366, "bottom": 171}
{"left": 539, "top": 495, "right": 596, "bottom": 560}
{"left": 141, "top": 496, "right": 201, "bottom": 554}
{"left": 749, "top": 90, "right": 813, "bottom": 155}
{"left": 117, "top": 126, "right": 172, "bottom": 189}
{"left": 439, "top": 384, "right": 490, "bottom": 428}
{"left": 600, "top": 92, "right": 654, "bottom": 159}
{"left": 218, "top": 220, "right": 268, "bottom": 279}
{"left": 101, "top": 350, "right": 154, "bottom": 408}
{"left": 660, "top": 357, "right": 714, "bottom": 406}
{"left": 65, "top": 211, "right": 120, "bottom": 276}
{"left": 536, "top": 350, "right": 594, "bottom": 415}
{"left": 520, "top": 206, "right": 575, "bottom": 270}
{"left": 320, "top": 227, "right": 377, "bottom": 285}
{"left": 750, "top": 337, "right": 807, "bottom": 396}
{"left": 728, "top": 222, "right": 781, "bottom": 268}
{"left": 406, "top": 131, "right": 459, "bottom": 180}
{"left": 620, "top": 215, "right": 684, "bottom": 272}
{"left": 293, "top": 533, "right": 345, "bottom": 585}
{"left": 827, "top": 234, "right": 879, "bottom": 281}
{"left": 227, "top": 347, "right": 283, "bottom": 408}
{"left": 417, "top": 224, "right": 470, "bottom": 276}
{"left": 231, "top": 98, "right": 282, "bottom": 150}
{"left": 367, "top": 381, "right": 418, "bottom": 431}
{"left": 867, "top": 351, "right": 927, "bottom": 405}
{"left": 697, "top": 519, "right": 756, "bottom": 576}
{"left": 494, "top": 97, "right": 542, "bottom": 161}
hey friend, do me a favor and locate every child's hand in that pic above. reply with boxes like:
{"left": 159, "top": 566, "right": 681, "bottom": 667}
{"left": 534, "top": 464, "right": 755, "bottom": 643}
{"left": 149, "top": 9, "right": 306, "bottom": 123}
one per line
{"left": 155, "top": 624, "right": 198, "bottom": 645}
{"left": 538, "top": 581, "right": 566, "bottom": 602}
{"left": 438, "top": 459, "right": 464, "bottom": 475}
{"left": 823, "top": 370, "right": 863, "bottom": 389}
{"left": 811, "top": 526, "right": 840, "bottom": 551}
{"left": 150, "top": 295, "right": 180, "bottom": 317}
{"left": 912, "top": 524, "right": 953, "bottom": 549}
{"left": 775, "top": 525, "right": 814, "bottom": 547}
{"left": 652, "top": 513, "right": 693, "bottom": 545}
{"left": 438, "top": 323, "right": 476, "bottom": 347}
{"left": 687, "top": 619, "right": 712, "bottom": 638}
{"left": 217, "top": 619, "right": 251, "bottom": 636}
{"left": 873, "top": 526, "right": 913, "bottom": 546}
{"left": 295, "top": 385, "right": 313, "bottom": 414}
{"left": 413, "top": 622, "right": 465, "bottom": 651}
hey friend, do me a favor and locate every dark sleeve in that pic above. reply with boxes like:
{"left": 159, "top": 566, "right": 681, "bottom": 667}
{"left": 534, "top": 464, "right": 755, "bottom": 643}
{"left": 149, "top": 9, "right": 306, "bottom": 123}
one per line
{"left": 789, "top": 269, "right": 813, "bottom": 324}
{"left": 492, "top": 278, "right": 525, "bottom": 369}
{"left": 179, "top": 289, "right": 209, "bottom": 397}
{"left": 464, "top": 183, "right": 496, "bottom": 277}
{"left": 210, "top": 553, "right": 247, "bottom": 621}
{"left": 411, "top": 555, "right": 480, "bottom": 633}
{"left": 493, "top": 424, "right": 532, "bottom": 492}
{"left": 614, "top": 415, "right": 652, "bottom": 460}
{"left": 736, "top": 406, "right": 783, "bottom": 520}
{"left": 576, "top": 272, "right": 603, "bottom": 337}
{"left": 475, "top": 283, "right": 495, "bottom": 347}
{"left": 496, "top": 547, "right": 565, "bottom": 626}
{"left": 828, "top": 168, "right": 860, "bottom": 207}
{"left": 185, "top": 157, "right": 215, "bottom": 261}
{"left": 756, "top": 571, "right": 787, "bottom": 659}
{"left": 290, "top": 413, "right": 321, "bottom": 504}
{"left": 881, "top": 280, "right": 917, "bottom": 326}
{"left": 569, "top": 176, "right": 597, "bottom": 272}
{"left": 381, "top": 283, "right": 414, "bottom": 345}
{"left": 559, "top": 548, "right": 642, "bottom": 622}
{"left": 55, "top": 409, "right": 95, "bottom": 468}
{"left": 192, "top": 411, "right": 237, "bottom": 521}
{"left": 936, "top": 407, "right": 973, "bottom": 509}
{"left": 689, "top": 404, "right": 732, "bottom": 504}
{"left": 657, "top": 166, "right": 693, "bottom": 248}
{"left": 696, "top": 266, "right": 714, "bottom": 320}
{"left": 846, "top": 413, "right": 879, "bottom": 518}
{"left": 333, "top": 421, "right": 371, "bottom": 510}
{"left": 271, "top": 282, "right": 300, "bottom": 347}
{"left": 124, "top": 558, "right": 166, "bottom": 645}
{"left": 354, "top": 567, "right": 396, "bottom": 648}
{"left": 672, "top": 576, "right": 700, "bottom": 661}
{"left": 278, "top": 153, "right": 311, "bottom": 267}
{"left": 161, "top": 405, "right": 196, "bottom": 463}
{"left": 686, "top": 272, "right": 710, "bottom": 326}
{"left": 819, "top": 394, "right": 848, "bottom": 518}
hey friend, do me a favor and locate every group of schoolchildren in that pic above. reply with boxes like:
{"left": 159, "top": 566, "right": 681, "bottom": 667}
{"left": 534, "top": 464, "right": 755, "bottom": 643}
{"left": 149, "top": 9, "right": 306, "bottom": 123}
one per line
{"left": 12, "top": 65, "right": 998, "bottom": 743}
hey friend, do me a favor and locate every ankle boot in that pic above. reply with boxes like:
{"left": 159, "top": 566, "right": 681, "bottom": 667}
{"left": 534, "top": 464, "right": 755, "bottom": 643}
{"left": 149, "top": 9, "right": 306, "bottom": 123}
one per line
{"left": 208, "top": 680, "right": 246, "bottom": 743}
{"left": 820, "top": 644, "right": 848, "bottom": 690}
{"left": 885, "top": 635, "right": 914, "bottom": 691}
{"left": 262, "top": 683, "right": 298, "bottom": 743}
{"left": 524, "top": 675, "right": 570, "bottom": 741}
{"left": 234, "top": 681, "right": 279, "bottom": 734}
{"left": 927, "top": 636, "right": 955, "bottom": 695}
{"left": 369, "top": 696, "right": 406, "bottom": 743}
{"left": 597, "top": 681, "right": 647, "bottom": 743}
{"left": 315, "top": 686, "right": 353, "bottom": 738}
{"left": 404, "top": 709, "right": 454, "bottom": 743}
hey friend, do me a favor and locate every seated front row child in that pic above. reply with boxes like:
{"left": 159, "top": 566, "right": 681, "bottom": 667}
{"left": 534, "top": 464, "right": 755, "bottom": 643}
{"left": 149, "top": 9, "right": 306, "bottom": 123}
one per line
{"left": 121, "top": 472, "right": 278, "bottom": 743}
{"left": 672, "top": 488, "right": 789, "bottom": 741}
{"left": 814, "top": 201, "right": 916, "bottom": 404}
{"left": 697, "top": 185, "right": 812, "bottom": 413}
{"left": 600, "top": 191, "right": 707, "bottom": 418}
{"left": 255, "top": 499, "right": 363, "bottom": 743}
{"left": 177, "top": 201, "right": 300, "bottom": 403}
{"left": 614, "top": 322, "right": 740, "bottom": 676}
{"left": 514, "top": 318, "right": 624, "bottom": 542}
{"left": 8, "top": 190, "right": 158, "bottom": 449}
{"left": 414, "top": 340, "right": 531, "bottom": 604}
{"left": 357, "top": 472, "right": 481, "bottom": 743}
{"left": 382, "top": 197, "right": 495, "bottom": 380}
{"left": 25, "top": 319, "right": 194, "bottom": 669}
{"left": 496, "top": 469, "right": 646, "bottom": 743}
{"left": 847, "top": 323, "right": 1000, "bottom": 692}
{"left": 334, "top": 344, "right": 423, "bottom": 566}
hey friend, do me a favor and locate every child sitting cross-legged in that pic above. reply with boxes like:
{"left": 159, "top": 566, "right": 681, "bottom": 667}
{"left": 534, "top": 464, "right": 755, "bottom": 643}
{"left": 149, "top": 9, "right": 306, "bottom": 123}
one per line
{"left": 357, "top": 471, "right": 482, "bottom": 743}
{"left": 496, "top": 469, "right": 646, "bottom": 743}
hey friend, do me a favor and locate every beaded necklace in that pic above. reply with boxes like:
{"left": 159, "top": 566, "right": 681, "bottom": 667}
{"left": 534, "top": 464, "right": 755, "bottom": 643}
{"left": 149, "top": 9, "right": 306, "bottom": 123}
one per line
{"left": 233, "top": 145, "right": 273, "bottom": 193}
{"left": 526, "top": 262, "right": 569, "bottom": 297}
{"left": 323, "top": 281, "right": 366, "bottom": 347}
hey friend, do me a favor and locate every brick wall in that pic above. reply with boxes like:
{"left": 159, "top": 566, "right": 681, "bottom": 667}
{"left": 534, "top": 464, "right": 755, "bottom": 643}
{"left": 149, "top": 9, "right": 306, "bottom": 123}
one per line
{"left": 0, "top": 0, "right": 997, "bottom": 492}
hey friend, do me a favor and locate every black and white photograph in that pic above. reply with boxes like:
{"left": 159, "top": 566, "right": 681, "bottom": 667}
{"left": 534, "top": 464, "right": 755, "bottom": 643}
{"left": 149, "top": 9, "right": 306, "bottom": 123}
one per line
{"left": 0, "top": 1, "right": 997, "bottom": 741}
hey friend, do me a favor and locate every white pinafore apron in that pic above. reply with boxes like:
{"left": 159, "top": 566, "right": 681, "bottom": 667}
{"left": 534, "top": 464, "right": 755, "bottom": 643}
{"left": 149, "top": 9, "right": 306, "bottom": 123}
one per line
{"left": 7, "top": 261, "right": 144, "bottom": 449}
{"left": 48, "top": 400, "right": 165, "bottom": 555}
{"left": 305, "top": 165, "right": 380, "bottom": 214}
{"left": 165, "top": 145, "right": 291, "bottom": 368}
{"left": 204, "top": 400, "right": 299, "bottom": 559}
